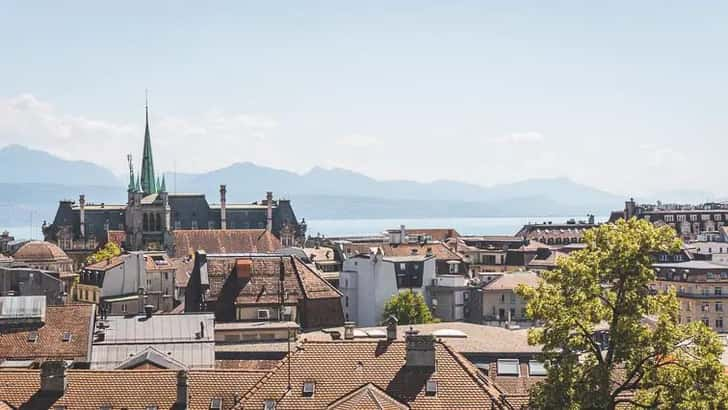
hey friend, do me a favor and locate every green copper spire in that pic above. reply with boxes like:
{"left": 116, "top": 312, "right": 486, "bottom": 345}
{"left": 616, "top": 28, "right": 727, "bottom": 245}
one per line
{"left": 160, "top": 174, "right": 167, "bottom": 192}
{"left": 140, "top": 95, "right": 157, "bottom": 195}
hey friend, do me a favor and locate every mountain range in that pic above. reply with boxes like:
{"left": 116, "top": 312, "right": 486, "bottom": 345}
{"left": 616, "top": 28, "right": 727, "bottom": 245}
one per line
{"left": 0, "top": 144, "right": 693, "bottom": 229}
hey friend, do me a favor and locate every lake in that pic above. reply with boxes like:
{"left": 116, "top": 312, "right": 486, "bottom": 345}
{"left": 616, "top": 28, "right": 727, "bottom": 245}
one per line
{"left": 305, "top": 216, "right": 607, "bottom": 238}
{"left": 2, "top": 215, "right": 607, "bottom": 242}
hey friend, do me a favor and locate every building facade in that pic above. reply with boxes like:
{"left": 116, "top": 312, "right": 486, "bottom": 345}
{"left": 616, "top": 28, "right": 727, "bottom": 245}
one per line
{"left": 42, "top": 103, "right": 306, "bottom": 259}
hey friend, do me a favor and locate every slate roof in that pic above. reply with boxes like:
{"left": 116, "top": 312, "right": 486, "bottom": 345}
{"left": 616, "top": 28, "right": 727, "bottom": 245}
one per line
{"left": 172, "top": 229, "right": 282, "bottom": 258}
{"left": 0, "top": 304, "right": 94, "bottom": 363}
{"left": 240, "top": 340, "right": 511, "bottom": 409}
{"left": 0, "top": 368, "right": 266, "bottom": 409}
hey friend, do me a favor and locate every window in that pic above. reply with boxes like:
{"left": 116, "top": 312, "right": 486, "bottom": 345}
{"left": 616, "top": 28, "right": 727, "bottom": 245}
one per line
{"left": 302, "top": 381, "right": 316, "bottom": 397}
{"left": 716, "top": 287, "right": 722, "bottom": 296}
{"left": 708, "top": 272, "right": 715, "bottom": 280}
{"left": 690, "top": 214, "right": 698, "bottom": 222}
{"left": 664, "top": 215, "right": 675, "bottom": 223}
{"left": 500, "top": 294, "right": 505, "bottom": 303}
{"left": 528, "top": 360, "right": 547, "bottom": 376}
{"left": 191, "top": 220, "right": 198, "bottom": 229}
{"left": 463, "top": 291, "right": 469, "bottom": 302}
{"left": 121, "top": 303, "right": 127, "bottom": 313}
{"left": 264, "top": 400, "right": 276, "bottom": 410}
{"left": 702, "top": 302, "right": 710, "bottom": 312}
{"left": 717, "top": 302, "right": 724, "bottom": 312}
{"left": 209, "top": 398, "right": 223, "bottom": 409}
{"left": 425, "top": 379, "right": 438, "bottom": 396}
{"left": 716, "top": 214, "right": 723, "bottom": 221}
{"left": 722, "top": 272, "right": 728, "bottom": 279}
{"left": 510, "top": 293, "right": 516, "bottom": 304}
{"left": 676, "top": 214, "right": 686, "bottom": 222}
{"left": 62, "top": 332, "right": 71, "bottom": 342}
{"left": 208, "top": 221, "right": 216, "bottom": 229}
{"left": 257, "top": 309, "right": 270, "bottom": 320}
{"left": 702, "top": 214, "right": 711, "bottom": 221}
{"left": 146, "top": 406, "right": 159, "bottom": 410}
{"left": 448, "top": 262, "right": 458, "bottom": 273}
{"left": 27, "top": 331, "right": 38, "bottom": 343}
{"left": 496, "top": 359, "right": 520, "bottom": 376}
{"left": 717, "top": 318, "right": 724, "bottom": 329}
{"left": 345, "top": 296, "right": 349, "bottom": 307}
{"left": 174, "top": 220, "right": 181, "bottom": 229}
{"left": 702, "top": 317, "right": 710, "bottom": 326}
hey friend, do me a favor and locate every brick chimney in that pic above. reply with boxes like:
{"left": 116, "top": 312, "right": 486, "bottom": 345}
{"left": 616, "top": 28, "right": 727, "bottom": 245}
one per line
{"left": 220, "top": 185, "right": 227, "bottom": 230}
{"left": 40, "top": 360, "right": 68, "bottom": 395}
{"left": 266, "top": 191, "right": 273, "bottom": 232}
{"left": 405, "top": 328, "right": 435, "bottom": 369}
{"left": 176, "top": 369, "right": 189, "bottom": 409}
{"left": 79, "top": 194, "right": 86, "bottom": 238}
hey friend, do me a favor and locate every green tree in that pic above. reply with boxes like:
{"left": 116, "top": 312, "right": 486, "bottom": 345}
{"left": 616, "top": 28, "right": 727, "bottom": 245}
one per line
{"left": 85, "top": 241, "right": 122, "bottom": 265}
{"left": 517, "top": 218, "right": 728, "bottom": 409}
{"left": 382, "top": 290, "right": 437, "bottom": 325}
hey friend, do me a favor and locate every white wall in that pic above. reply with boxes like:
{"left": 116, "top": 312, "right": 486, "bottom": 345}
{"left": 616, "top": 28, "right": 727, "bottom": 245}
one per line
{"left": 100, "top": 252, "right": 147, "bottom": 298}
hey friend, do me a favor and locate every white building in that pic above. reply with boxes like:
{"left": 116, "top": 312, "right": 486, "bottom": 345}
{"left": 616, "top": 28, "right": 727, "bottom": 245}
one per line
{"left": 340, "top": 250, "right": 437, "bottom": 327}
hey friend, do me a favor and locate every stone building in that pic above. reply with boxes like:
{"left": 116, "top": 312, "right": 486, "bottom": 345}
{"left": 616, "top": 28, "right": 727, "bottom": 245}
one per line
{"left": 43, "top": 102, "right": 306, "bottom": 259}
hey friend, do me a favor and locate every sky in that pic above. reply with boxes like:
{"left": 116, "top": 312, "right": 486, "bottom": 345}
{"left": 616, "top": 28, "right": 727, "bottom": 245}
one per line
{"left": 1, "top": 1, "right": 727, "bottom": 196}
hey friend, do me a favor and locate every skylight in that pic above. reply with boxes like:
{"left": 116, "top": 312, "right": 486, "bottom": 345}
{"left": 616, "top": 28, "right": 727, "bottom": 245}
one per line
{"left": 425, "top": 379, "right": 438, "bottom": 396}
{"left": 27, "top": 331, "right": 38, "bottom": 343}
{"left": 496, "top": 359, "right": 520, "bottom": 376}
{"left": 528, "top": 360, "right": 547, "bottom": 376}
{"left": 302, "top": 381, "right": 316, "bottom": 397}
{"left": 209, "top": 398, "right": 222, "bottom": 409}
{"left": 62, "top": 331, "right": 72, "bottom": 342}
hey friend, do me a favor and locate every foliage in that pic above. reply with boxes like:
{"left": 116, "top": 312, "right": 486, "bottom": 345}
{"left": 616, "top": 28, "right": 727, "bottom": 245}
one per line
{"left": 517, "top": 218, "right": 728, "bottom": 409}
{"left": 85, "top": 241, "right": 122, "bottom": 265}
{"left": 382, "top": 290, "right": 437, "bottom": 325}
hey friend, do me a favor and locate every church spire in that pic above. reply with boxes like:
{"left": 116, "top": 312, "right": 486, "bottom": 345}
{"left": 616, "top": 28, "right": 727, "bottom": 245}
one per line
{"left": 140, "top": 91, "right": 157, "bottom": 195}
{"left": 160, "top": 174, "right": 167, "bottom": 192}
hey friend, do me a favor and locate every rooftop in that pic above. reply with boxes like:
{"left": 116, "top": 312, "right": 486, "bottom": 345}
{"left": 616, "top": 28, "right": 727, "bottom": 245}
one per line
{"left": 483, "top": 272, "right": 542, "bottom": 291}
{"left": 12, "top": 241, "right": 70, "bottom": 263}
{"left": 172, "top": 229, "right": 281, "bottom": 258}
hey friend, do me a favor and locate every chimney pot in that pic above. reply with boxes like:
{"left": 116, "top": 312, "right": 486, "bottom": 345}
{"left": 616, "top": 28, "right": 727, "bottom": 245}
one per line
{"left": 144, "top": 304, "right": 154, "bottom": 319}
{"left": 220, "top": 185, "right": 227, "bottom": 230}
{"left": 266, "top": 192, "right": 273, "bottom": 232}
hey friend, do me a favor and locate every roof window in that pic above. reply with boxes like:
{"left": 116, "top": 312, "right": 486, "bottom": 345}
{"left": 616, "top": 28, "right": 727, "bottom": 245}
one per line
{"left": 425, "top": 379, "right": 438, "bottom": 396}
{"left": 264, "top": 399, "right": 276, "bottom": 410}
{"left": 302, "top": 381, "right": 316, "bottom": 397}
{"left": 145, "top": 406, "right": 159, "bottom": 410}
{"left": 62, "top": 331, "right": 72, "bottom": 342}
{"left": 528, "top": 360, "right": 547, "bottom": 376}
{"left": 209, "top": 398, "right": 222, "bottom": 409}
{"left": 496, "top": 358, "right": 520, "bottom": 376}
{"left": 27, "top": 331, "right": 38, "bottom": 343}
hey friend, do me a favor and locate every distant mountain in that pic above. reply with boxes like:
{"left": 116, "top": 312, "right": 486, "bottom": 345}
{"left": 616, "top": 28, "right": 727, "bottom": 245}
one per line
{"left": 0, "top": 145, "right": 121, "bottom": 186}
{"left": 0, "top": 145, "right": 631, "bottom": 232}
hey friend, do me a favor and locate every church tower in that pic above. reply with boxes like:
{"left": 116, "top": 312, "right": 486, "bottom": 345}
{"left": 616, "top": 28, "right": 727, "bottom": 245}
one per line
{"left": 140, "top": 97, "right": 157, "bottom": 195}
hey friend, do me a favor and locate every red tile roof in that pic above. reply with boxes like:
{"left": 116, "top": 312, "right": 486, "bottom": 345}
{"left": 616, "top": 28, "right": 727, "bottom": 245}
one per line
{"left": 172, "top": 229, "right": 281, "bottom": 258}
{"left": 0, "top": 368, "right": 266, "bottom": 410}
{"left": 240, "top": 340, "right": 510, "bottom": 409}
{"left": 405, "top": 228, "right": 461, "bottom": 242}
{"left": 0, "top": 304, "right": 94, "bottom": 362}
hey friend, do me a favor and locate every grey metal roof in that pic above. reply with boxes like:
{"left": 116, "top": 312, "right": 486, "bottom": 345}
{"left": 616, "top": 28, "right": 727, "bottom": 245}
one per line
{"left": 91, "top": 342, "right": 214, "bottom": 369}
{"left": 653, "top": 261, "right": 728, "bottom": 270}
{"left": 95, "top": 313, "right": 215, "bottom": 344}
{"left": 0, "top": 296, "right": 46, "bottom": 322}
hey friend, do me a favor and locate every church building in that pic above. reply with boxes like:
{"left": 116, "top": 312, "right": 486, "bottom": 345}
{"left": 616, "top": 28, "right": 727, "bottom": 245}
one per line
{"left": 43, "top": 102, "right": 306, "bottom": 264}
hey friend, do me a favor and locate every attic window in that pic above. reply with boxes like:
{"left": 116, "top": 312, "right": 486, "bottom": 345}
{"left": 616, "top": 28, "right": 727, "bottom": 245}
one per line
{"left": 62, "top": 332, "right": 72, "bottom": 342}
{"left": 425, "top": 379, "right": 438, "bottom": 396}
{"left": 302, "top": 381, "right": 316, "bottom": 397}
{"left": 209, "top": 398, "right": 222, "bottom": 409}
{"left": 257, "top": 309, "right": 270, "bottom": 320}
{"left": 264, "top": 399, "right": 276, "bottom": 410}
{"left": 496, "top": 359, "right": 520, "bottom": 376}
{"left": 27, "top": 331, "right": 38, "bottom": 343}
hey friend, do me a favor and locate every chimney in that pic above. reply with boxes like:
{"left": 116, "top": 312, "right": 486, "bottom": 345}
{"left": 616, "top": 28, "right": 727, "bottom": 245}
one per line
{"left": 405, "top": 328, "right": 435, "bottom": 368}
{"left": 235, "top": 258, "right": 252, "bottom": 279}
{"left": 386, "top": 315, "right": 398, "bottom": 341}
{"left": 220, "top": 185, "right": 227, "bottom": 230}
{"left": 343, "top": 321, "right": 355, "bottom": 340}
{"left": 144, "top": 304, "right": 154, "bottom": 319}
{"left": 176, "top": 370, "right": 189, "bottom": 409}
{"left": 588, "top": 214, "right": 595, "bottom": 225}
{"left": 79, "top": 194, "right": 86, "bottom": 238}
{"left": 266, "top": 192, "right": 273, "bottom": 232}
{"left": 40, "top": 361, "right": 68, "bottom": 395}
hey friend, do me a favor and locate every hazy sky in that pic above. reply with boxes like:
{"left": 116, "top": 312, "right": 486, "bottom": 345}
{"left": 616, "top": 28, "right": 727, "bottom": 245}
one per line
{"left": 1, "top": 1, "right": 726, "bottom": 196}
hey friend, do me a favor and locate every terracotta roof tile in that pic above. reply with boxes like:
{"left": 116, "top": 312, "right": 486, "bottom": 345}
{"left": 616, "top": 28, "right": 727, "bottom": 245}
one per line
{"left": 0, "top": 304, "right": 94, "bottom": 362}
{"left": 328, "top": 383, "right": 409, "bottom": 409}
{"left": 172, "top": 229, "right": 281, "bottom": 258}
{"left": 12, "top": 241, "right": 70, "bottom": 263}
{"left": 241, "top": 340, "right": 510, "bottom": 409}
{"left": 0, "top": 368, "right": 266, "bottom": 409}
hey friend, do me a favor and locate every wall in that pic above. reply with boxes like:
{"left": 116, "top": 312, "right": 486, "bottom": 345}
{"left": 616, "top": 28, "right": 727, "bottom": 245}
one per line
{"left": 482, "top": 289, "right": 530, "bottom": 322}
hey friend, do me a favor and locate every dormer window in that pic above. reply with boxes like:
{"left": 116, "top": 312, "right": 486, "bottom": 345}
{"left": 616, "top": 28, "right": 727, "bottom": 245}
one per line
{"left": 209, "top": 398, "right": 222, "bottom": 409}
{"left": 62, "top": 331, "right": 72, "bottom": 342}
{"left": 257, "top": 309, "right": 270, "bottom": 320}
{"left": 425, "top": 379, "right": 438, "bottom": 396}
{"left": 302, "top": 381, "right": 316, "bottom": 397}
{"left": 264, "top": 399, "right": 276, "bottom": 410}
{"left": 27, "top": 331, "right": 38, "bottom": 343}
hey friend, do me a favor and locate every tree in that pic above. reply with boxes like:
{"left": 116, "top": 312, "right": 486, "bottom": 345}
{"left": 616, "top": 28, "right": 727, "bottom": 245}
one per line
{"left": 517, "top": 218, "right": 728, "bottom": 409}
{"left": 85, "top": 241, "right": 122, "bottom": 265}
{"left": 382, "top": 290, "right": 436, "bottom": 325}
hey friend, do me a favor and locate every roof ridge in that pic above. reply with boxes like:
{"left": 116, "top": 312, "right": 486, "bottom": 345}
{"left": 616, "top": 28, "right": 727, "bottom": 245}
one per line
{"left": 293, "top": 257, "right": 343, "bottom": 297}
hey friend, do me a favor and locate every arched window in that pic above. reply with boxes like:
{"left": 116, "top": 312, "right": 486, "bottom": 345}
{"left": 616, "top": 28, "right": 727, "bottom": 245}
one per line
{"left": 143, "top": 214, "right": 149, "bottom": 231}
